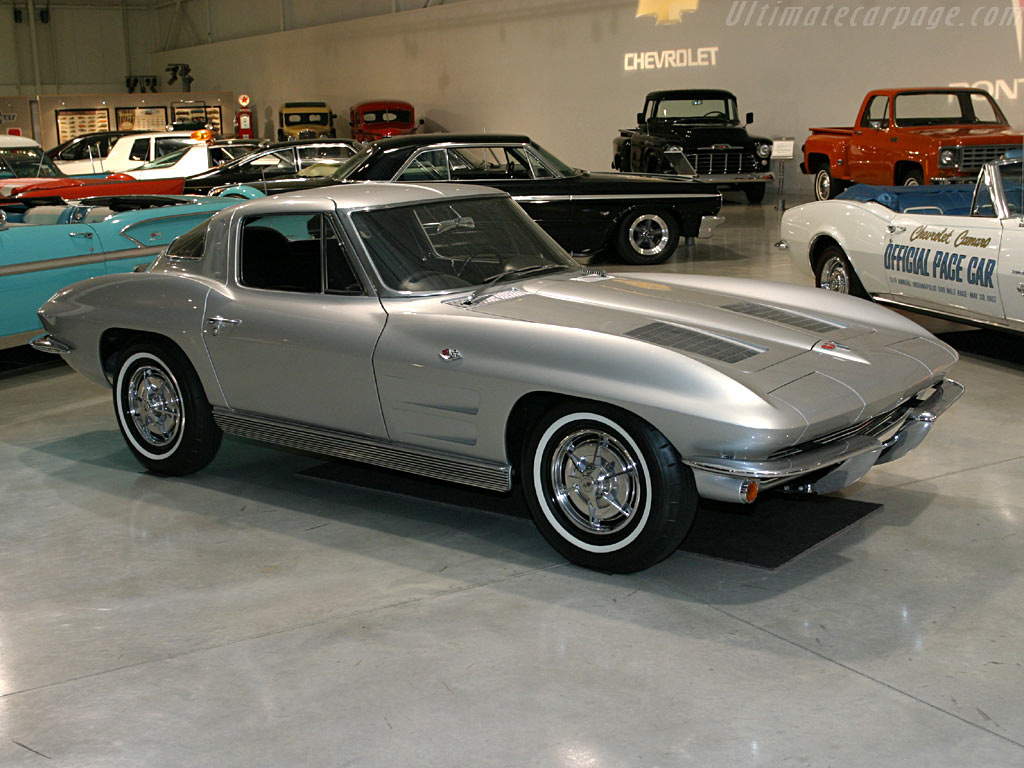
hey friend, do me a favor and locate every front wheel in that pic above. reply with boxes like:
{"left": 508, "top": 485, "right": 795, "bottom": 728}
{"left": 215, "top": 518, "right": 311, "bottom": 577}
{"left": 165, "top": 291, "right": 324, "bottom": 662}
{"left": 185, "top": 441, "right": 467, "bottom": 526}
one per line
{"left": 815, "top": 243, "right": 867, "bottom": 298}
{"left": 114, "top": 340, "right": 222, "bottom": 476}
{"left": 615, "top": 209, "right": 680, "bottom": 265}
{"left": 522, "top": 403, "right": 697, "bottom": 573}
{"left": 900, "top": 168, "right": 923, "bottom": 186}
{"left": 745, "top": 183, "right": 766, "bottom": 204}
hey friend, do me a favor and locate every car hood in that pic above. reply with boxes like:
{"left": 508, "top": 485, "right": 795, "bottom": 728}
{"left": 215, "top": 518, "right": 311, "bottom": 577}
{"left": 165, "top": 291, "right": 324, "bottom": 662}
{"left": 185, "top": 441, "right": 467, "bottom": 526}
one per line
{"left": 462, "top": 272, "right": 955, "bottom": 432}
{"left": 898, "top": 125, "right": 1024, "bottom": 142}
{"left": 647, "top": 124, "right": 760, "bottom": 147}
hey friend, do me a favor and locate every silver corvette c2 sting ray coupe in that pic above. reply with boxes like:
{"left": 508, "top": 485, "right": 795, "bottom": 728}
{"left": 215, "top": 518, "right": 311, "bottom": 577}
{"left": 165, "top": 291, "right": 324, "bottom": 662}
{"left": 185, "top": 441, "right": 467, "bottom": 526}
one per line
{"left": 34, "top": 183, "right": 963, "bottom": 573}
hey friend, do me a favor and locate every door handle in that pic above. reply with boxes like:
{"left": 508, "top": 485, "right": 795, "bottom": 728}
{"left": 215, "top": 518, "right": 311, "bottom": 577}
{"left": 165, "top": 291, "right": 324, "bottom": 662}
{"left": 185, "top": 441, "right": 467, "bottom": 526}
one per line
{"left": 68, "top": 231, "right": 94, "bottom": 239}
{"left": 886, "top": 225, "right": 906, "bottom": 234}
{"left": 206, "top": 316, "right": 241, "bottom": 336}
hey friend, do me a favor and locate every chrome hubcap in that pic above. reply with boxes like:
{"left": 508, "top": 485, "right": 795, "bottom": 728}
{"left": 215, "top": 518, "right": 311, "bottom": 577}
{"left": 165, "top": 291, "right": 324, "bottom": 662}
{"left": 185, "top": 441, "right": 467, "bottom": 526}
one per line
{"left": 628, "top": 214, "right": 670, "bottom": 256}
{"left": 820, "top": 255, "right": 851, "bottom": 293}
{"left": 550, "top": 428, "right": 641, "bottom": 535}
{"left": 815, "top": 170, "right": 831, "bottom": 200}
{"left": 126, "top": 365, "right": 182, "bottom": 448}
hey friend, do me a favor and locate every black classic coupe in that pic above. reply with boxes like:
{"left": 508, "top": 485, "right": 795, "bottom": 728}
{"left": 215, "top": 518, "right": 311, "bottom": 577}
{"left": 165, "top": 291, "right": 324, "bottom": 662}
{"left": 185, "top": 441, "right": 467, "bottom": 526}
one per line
{"left": 208, "top": 133, "right": 723, "bottom": 264}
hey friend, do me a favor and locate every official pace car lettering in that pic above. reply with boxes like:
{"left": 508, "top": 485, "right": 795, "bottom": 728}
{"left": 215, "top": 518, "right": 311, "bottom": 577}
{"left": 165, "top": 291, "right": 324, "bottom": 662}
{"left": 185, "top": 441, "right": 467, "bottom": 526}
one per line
{"left": 883, "top": 242, "right": 996, "bottom": 288}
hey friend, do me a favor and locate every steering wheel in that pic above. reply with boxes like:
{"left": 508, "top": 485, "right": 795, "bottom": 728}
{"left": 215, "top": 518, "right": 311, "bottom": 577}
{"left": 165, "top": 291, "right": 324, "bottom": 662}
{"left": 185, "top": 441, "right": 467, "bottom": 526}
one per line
{"left": 702, "top": 110, "right": 728, "bottom": 119}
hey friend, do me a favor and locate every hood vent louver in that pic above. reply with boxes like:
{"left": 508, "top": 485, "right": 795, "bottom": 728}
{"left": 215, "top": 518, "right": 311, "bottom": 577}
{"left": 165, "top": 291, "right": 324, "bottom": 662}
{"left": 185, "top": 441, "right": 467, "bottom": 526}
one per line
{"left": 626, "top": 322, "right": 764, "bottom": 364}
{"left": 446, "top": 287, "right": 528, "bottom": 308}
{"left": 723, "top": 302, "right": 845, "bottom": 334}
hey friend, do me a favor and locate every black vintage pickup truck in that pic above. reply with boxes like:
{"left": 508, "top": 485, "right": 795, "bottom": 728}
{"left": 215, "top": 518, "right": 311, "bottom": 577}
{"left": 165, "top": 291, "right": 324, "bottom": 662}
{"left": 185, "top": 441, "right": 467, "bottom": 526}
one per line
{"left": 613, "top": 89, "right": 774, "bottom": 204}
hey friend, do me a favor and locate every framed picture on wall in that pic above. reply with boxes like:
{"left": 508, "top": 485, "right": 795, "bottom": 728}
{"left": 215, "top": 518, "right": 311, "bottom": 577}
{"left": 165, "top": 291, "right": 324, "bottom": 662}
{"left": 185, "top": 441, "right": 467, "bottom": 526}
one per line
{"left": 116, "top": 106, "right": 169, "bottom": 132}
{"left": 55, "top": 108, "right": 111, "bottom": 144}
{"left": 171, "top": 103, "right": 222, "bottom": 132}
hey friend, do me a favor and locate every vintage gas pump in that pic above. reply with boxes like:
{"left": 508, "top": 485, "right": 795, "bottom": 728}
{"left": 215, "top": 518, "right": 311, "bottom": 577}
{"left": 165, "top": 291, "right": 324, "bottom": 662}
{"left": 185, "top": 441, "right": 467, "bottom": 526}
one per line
{"left": 234, "top": 94, "right": 254, "bottom": 139}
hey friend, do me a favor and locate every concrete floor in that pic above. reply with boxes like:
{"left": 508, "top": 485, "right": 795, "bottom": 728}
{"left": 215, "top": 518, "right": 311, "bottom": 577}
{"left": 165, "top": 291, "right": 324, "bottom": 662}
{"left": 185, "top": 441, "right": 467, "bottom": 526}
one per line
{"left": 3, "top": 192, "right": 1024, "bottom": 766}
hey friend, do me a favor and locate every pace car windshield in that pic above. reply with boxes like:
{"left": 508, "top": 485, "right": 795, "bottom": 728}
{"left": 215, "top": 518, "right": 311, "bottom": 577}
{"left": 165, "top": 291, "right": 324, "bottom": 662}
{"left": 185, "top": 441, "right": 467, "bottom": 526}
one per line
{"left": 653, "top": 97, "right": 739, "bottom": 123}
{"left": 351, "top": 196, "right": 578, "bottom": 292}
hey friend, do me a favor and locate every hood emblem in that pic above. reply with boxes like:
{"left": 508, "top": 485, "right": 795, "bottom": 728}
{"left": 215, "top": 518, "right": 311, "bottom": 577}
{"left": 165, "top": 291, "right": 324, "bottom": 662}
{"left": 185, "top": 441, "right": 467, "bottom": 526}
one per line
{"left": 813, "top": 340, "right": 869, "bottom": 364}
{"left": 439, "top": 348, "right": 462, "bottom": 362}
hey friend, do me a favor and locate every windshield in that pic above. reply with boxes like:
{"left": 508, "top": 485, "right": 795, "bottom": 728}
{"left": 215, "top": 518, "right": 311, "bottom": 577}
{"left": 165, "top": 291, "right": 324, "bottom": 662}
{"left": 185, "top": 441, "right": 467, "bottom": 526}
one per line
{"left": 351, "top": 196, "right": 577, "bottom": 292}
{"left": 651, "top": 96, "right": 738, "bottom": 123}
{"left": 0, "top": 148, "right": 63, "bottom": 178}
{"left": 998, "top": 162, "right": 1023, "bottom": 216}
{"left": 895, "top": 91, "right": 1007, "bottom": 126}
{"left": 360, "top": 109, "right": 413, "bottom": 125}
{"left": 136, "top": 146, "right": 192, "bottom": 170}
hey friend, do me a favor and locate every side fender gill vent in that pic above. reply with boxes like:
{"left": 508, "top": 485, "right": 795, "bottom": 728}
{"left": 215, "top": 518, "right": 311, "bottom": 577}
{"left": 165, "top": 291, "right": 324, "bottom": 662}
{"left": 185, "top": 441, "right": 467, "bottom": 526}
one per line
{"left": 625, "top": 322, "right": 764, "bottom": 364}
{"left": 723, "top": 302, "right": 846, "bottom": 333}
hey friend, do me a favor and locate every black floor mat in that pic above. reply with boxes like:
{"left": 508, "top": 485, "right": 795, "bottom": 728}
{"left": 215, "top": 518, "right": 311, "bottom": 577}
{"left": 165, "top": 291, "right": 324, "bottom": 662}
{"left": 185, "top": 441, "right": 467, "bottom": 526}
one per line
{"left": 0, "top": 346, "right": 62, "bottom": 380}
{"left": 300, "top": 461, "right": 880, "bottom": 569}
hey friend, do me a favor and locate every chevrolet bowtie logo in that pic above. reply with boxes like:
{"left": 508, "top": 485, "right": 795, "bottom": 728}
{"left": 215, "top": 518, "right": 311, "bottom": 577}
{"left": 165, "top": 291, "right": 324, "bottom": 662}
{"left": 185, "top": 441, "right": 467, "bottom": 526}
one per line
{"left": 636, "top": 0, "right": 700, "bottom": 24}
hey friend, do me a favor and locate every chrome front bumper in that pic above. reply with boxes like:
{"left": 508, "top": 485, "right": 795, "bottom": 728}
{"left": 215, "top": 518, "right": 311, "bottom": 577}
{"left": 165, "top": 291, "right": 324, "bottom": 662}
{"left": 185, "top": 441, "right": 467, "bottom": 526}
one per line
{"left": 686, "top": 377, "right": 964, "bottom": 502}
{"left": 29, "top": 333, "right": 73, "bottom": 355}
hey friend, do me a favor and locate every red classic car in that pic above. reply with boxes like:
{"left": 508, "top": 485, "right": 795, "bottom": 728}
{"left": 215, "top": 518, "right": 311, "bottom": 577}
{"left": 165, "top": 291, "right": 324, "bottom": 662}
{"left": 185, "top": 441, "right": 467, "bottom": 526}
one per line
{"left": 348, "top": 100, "right": 416, "bottom": 142}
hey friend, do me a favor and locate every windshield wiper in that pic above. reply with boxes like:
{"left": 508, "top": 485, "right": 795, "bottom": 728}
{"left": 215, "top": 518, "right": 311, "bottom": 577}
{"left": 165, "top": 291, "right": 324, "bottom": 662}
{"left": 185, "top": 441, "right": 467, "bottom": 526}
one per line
{"left": 464, "top": 264, "right": 571, "bottom": 305}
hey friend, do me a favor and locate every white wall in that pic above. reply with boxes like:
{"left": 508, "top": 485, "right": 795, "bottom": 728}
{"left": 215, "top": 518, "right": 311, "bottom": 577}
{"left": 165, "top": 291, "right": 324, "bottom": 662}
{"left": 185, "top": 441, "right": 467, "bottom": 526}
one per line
{"left": 148, "top": 0, "right": 1024, "bottom": 191}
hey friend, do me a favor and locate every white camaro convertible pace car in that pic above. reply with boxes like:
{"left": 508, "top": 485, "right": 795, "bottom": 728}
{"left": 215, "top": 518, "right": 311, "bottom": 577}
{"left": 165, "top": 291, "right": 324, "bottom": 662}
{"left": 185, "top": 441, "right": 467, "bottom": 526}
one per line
{"left": 779, "top": 157, "right": 1022, "bottom": 332}
{"left": 34, "top": 183, "right": 961, "bottom": 573}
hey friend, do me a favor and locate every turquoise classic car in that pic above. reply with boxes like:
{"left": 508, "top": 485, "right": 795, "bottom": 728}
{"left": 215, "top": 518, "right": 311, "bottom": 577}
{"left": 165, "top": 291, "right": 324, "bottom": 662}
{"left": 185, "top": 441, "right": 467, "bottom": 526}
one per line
{"left": 0, "top": 195, "right": 239, "bottom": 349}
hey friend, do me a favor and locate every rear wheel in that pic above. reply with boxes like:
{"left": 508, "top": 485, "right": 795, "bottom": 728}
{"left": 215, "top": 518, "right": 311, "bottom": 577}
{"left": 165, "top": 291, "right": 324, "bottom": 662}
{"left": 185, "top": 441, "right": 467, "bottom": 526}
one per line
{"left": 814, "top": 165, "right": 839, "bottom": 201}
{"left": 616, "top": 209, "right": 680, "bottom": 265}
{"left": 113, "top": 339, "right": 222, "bottom": 476}
{"left": 522, "top": 403, "right": 697, "bottom": 573}
{"left": 814, "top": 243, "right": 867, "bottom": 299}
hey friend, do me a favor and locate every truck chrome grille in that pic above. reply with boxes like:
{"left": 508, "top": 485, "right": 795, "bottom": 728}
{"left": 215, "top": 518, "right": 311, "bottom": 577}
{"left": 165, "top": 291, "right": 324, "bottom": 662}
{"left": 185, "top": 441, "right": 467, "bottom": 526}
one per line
{"left": 626, "top": 321, "right": 764, "bottom": 363}
{"left": 961, "top": 145, "right": 1018, "bottom": 170}
{"left": 722, "top": 302, "right": 845, "bottom": 333}
{"left": 685, "top": 151, "right": 759, "bottom": 175}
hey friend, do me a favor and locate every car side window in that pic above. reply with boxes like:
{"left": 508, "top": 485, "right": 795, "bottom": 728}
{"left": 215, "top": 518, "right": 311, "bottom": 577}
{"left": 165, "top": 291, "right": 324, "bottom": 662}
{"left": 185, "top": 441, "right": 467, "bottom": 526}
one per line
{"left": 397, "top": 149, "right": 449, "bottom": 181}
{"left": 155, "top": 137, "right": 192, "bottom": 158}
{"left": 250, "top": 149, "right": 297, "bottom": 170}
{"left": 239, "top": 213, "right": 361, "bottom": 294}
{"left": 861, "top": 95, "right": 890, "bottom": 128}
{"left": 129, "top": 138, "right": 151, "bottom": 162}
{"left": 297, "top": 145, "right": 354, "bottom": 168}
{"left": 523, "top": 148, "right": 554, "bottom": 179}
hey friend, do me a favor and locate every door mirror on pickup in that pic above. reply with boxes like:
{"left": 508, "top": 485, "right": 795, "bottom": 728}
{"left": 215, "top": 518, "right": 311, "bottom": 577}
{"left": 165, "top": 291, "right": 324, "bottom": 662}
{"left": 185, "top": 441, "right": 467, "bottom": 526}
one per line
{"left": 637, "top": 112, "right": 646, "bottom": 125}
{"left": 868, "top": 119, "right": 885, "bottom": 130}
{"left": 745, "top": 112, "right": 754, "bottom": 125}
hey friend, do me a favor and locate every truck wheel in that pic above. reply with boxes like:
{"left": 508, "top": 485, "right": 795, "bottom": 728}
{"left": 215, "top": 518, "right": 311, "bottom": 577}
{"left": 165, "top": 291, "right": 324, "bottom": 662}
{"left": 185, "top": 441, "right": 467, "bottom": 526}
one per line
{"left": 522, "top": 402, "right": 697, "bottom": 573}
{"left": 616, "top": 209, "right": 680, "bottom": 265}
{"left": 900, "top": 168, "right": 923, "bottom": 186}
{"left": 814, "top": 243, "right": 867, "bottom": 299}
{"left": 114, "top": 340, "right": 222, "bottom": 476}
{"left": 745, "top": 183, "right": 766, "bottom": 204}
{"left": 814, "top": 166, "right": 839, "bottom": 201}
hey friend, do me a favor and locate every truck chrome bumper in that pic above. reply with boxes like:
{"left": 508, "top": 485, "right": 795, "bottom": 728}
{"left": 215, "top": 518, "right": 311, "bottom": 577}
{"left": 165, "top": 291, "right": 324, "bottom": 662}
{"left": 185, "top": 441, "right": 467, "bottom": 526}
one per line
{"left": 697, "top": 172, "right": 775, "bottom": 185}
{"left": 686, "top": 377, "right": 963, "bottom": 503}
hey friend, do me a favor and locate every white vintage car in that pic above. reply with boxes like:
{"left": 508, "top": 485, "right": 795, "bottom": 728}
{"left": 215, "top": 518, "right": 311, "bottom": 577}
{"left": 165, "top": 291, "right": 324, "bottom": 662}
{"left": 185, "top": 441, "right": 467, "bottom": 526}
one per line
{"left": 779, "top": 157, "right": 1023, "bottom": 332}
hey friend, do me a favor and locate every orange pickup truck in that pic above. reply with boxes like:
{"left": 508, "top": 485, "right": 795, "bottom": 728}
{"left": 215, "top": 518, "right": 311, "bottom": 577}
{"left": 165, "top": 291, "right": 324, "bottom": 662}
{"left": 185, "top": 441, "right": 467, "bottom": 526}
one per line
{"left": 801, "top": 87, "right": 1023, "bottom": 200}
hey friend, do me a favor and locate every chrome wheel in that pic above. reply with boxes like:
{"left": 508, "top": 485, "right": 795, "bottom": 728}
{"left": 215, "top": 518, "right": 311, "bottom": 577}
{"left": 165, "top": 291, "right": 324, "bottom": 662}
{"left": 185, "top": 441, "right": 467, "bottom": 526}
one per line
{"left": 549, "top": 427, "right": 642, "bottom": 536}
{"left": 126, "top": 363, "right": 183, "bottom": 448}
{"left": 819, "top": 254, "right": 852, "bottom": 293}
{"left": 627, "top": 213, "right": 671, "bottom": 257}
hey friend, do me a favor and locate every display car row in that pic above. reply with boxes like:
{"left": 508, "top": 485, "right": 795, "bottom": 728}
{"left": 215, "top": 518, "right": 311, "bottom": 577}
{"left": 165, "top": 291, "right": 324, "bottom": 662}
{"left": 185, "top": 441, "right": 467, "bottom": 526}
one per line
{"left": 31, "top": 183, "right": 962, "bottom": 573}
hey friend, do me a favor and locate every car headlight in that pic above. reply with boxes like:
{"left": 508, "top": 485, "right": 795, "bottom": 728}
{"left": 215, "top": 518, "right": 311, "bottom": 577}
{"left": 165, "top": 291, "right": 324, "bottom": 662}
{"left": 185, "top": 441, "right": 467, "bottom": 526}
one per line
{"left": 939, "top": 148, "right": 958, "bottom": 168}
{"left": 756, "top": 143, "right": 772, "bottom": 159}
{"left": 665, "top": 145, "right": 684, "bottom": 153}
